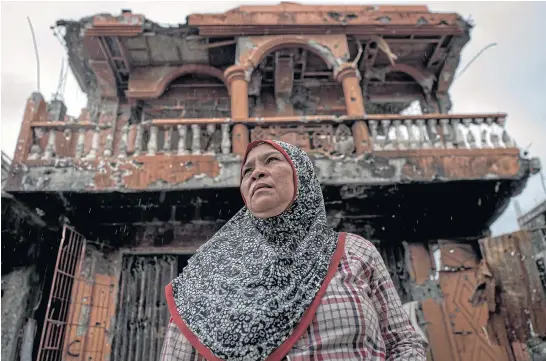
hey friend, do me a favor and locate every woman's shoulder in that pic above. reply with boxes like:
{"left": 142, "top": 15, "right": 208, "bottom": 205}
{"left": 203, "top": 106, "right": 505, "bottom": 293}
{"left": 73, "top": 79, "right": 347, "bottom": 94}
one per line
{"left": 342, "top": 232, "right": 382, "bottom": 262}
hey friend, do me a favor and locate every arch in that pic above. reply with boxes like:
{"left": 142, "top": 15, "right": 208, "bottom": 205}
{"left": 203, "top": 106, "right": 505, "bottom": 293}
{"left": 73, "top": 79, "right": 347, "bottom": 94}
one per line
{"left": 156, "top": 64, "right": 228, "bottom": 96}
{"left": 245, "top": 36, "right": 342, "bottom": 71}
{"left": 126, "top": 64, "right": 229, "bottom": 99}
{"left": 384, "top": 64, "right": 436, "bottom": 93}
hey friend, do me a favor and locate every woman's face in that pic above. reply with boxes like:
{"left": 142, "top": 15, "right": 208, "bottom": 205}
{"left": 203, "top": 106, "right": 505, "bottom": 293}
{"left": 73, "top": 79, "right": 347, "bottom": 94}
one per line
{"left": 240, "top": 143, "right": 295, "bottom": 219}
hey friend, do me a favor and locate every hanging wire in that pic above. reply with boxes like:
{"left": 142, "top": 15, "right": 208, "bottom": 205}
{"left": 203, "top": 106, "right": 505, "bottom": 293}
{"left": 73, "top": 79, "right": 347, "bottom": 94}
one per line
{"left": 27, "top": 16, "right": 41, "bottom": 93}
{"left": 454, "top": 42, "right": 498, "bottom": 81}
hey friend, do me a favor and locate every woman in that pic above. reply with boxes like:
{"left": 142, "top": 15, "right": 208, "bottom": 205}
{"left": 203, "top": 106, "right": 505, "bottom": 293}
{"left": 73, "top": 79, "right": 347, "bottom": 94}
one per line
{"left": 162, "top": 140, "right": 427, "bottom": 361}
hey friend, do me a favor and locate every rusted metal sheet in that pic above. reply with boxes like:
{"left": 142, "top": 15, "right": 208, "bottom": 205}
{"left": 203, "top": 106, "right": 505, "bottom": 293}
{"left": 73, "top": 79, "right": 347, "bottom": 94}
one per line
{"left": 437, "top": 240, "right": 477, "bottom": 270}
{"left": 111, "top": 255, "right": 178, "bottom": 361}
{"left": 439, "top": 270, "right": 511, "bottom": 361}
{"left": 60, "top": 245, "right": 117, "bottom": 361}
{"left": 405, "top": 243, "right": 432, "bottom": 285}
{"left": 477, "top": 231, "right": 546, "bottom": 343}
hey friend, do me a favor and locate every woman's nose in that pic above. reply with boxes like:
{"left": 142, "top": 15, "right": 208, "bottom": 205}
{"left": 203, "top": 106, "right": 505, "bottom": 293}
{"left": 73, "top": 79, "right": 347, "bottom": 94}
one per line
{"left": 251, "top": 168, "right": 267, "bottom": 180}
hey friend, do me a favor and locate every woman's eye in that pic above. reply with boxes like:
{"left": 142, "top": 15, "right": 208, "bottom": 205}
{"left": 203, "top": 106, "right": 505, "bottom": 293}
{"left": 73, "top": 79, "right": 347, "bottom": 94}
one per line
{"left": 266, "top": 157, "right": 279, "bottom": 164}
{"left": 243, "top": 168, "right": 252, "bottom": 176}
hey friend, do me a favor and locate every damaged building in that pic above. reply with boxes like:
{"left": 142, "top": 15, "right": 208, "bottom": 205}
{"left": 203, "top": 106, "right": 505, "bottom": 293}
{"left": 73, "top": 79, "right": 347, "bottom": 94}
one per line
{"left": 2, "top": 2, "right": 546, "bottom": 361}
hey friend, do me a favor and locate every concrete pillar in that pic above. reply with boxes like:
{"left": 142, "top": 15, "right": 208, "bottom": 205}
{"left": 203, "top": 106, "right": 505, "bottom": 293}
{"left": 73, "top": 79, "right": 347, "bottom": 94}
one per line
{"left": 335, "top": 63, "right": 366, "bottom": 116}
{"left": 224, "top": 65, "right": 249, "bottom": 121}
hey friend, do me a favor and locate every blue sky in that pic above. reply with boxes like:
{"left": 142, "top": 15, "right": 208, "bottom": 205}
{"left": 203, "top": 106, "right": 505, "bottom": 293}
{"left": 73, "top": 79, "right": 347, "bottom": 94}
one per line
{"left": 1, "top": 1, "right": 545, "bottom": 235}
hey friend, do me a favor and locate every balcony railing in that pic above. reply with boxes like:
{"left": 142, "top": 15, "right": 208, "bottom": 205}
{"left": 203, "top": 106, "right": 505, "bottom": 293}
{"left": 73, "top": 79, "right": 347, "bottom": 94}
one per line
{"left": 23, "top": 113, "right": 515, "bottom": 162}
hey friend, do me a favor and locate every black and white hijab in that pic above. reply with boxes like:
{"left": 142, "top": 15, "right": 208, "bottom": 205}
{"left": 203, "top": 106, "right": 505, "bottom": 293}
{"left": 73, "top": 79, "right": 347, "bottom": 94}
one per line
{"left": 167, "top": 140, "right": 344, "bottom": 361}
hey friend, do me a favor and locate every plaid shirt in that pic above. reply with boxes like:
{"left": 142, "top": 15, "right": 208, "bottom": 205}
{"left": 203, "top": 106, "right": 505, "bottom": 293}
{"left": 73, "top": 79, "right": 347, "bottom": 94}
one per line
{"left": 161, "top": 233, "right": 427, "bottom": 361}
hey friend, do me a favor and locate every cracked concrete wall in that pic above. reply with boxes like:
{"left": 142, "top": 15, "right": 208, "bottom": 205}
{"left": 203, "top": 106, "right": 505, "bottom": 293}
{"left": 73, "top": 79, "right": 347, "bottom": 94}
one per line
{"left": 1, "top": 267, "right": 36, "bottom": 361}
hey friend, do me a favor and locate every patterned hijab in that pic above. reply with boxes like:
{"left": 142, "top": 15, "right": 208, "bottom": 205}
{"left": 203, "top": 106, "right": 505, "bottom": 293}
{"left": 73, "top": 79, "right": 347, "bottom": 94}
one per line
{"left": 168, "top": 140, "right": 341, "bottom": 361}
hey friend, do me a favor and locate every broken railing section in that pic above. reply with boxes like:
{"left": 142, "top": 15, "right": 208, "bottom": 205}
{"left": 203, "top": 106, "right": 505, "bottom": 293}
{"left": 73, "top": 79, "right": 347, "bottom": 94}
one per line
{"left": 22, "top": 113, "right": 516, "bottom": 162}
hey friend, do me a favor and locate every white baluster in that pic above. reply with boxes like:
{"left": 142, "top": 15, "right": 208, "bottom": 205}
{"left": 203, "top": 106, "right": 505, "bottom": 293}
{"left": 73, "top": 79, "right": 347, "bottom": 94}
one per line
{"left": 480, "top": 118, "right": 494, "bottom": 148}
{"left": 118, "top": 124, "right": 129, "bottom": 158}
{"left": 381, "top": 120, "right": 393, "bottom": 150}
{"left": 221, "top": 124, "right": 231, "bottom": 154}
{"left": 147, "top": 125, "right": 158, "bottom": 155}
{"left": 368, "top": 120, "right": 381, "bottom": 150}
{"left": 103, "top": 134, "right": 113, "bottom": 156}
{"left": 461, "top": 119, "right": 473, "bottom": 148}
{"left": 471, "top": 118, "right": 483, "bottom": 148}
{"left": 439, "top": 118, "right": 454, "bottom": 149}
{"left": 427, "top": 119, "right": 443, "bottom": 148}
{"left": 134, "top": 123, "right": 143, "bottom": 156}
{"left": 485, "top": 118, "right": 499, "bottom": 147}
{"left": 393, "top": 120, "right": 409, "bottom": 150}
{"left": 87, "top": 126, "right": 100, "bottom": 159}
{"left": 451, "top": 119, "right": 465, "bottom": 148}
{"left": 404, "top": 119, "right": 419, "bottom": 149}
{"left": 164, "top": 127, "right": 173, "bottom": 155}
{"left": 42, "top": 128, "right": 56, "bottom": 160}
{"left": 416, "top": 119, "right": 431, "bottom": 149}
{"left": 75, "top": 128, "right": 86, "bottom": 158}
{"left": 177, "top": 125, "right": 188, "bottom": 155}
{"left": 191, "top": 124, "right": 201, "bottom": 155}
{"left": 495, "top": 117, "right": 514, "bottom": 147}
{"left": 205, "top": 124, "right": 216, "bottom": 155}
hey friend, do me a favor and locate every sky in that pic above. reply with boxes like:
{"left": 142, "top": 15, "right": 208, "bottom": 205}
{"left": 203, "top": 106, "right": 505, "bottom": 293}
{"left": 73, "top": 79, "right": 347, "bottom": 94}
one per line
{"left": 1, "top": 1, "right": 545, "bottom": 236}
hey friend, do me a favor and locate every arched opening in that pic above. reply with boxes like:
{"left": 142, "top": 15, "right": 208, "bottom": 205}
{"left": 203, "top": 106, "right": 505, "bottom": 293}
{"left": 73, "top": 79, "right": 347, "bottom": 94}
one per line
{"left": 249, "top": 47, "right": 345, "bottom": 118}
{"left": 139, "top": 73, "right": 230, "bottom": 155}
{"left": 366, "top": 69, "right": 428, "bottom": 115}
{"left": 142, "top": 73, "right": 230, "bottom": 120}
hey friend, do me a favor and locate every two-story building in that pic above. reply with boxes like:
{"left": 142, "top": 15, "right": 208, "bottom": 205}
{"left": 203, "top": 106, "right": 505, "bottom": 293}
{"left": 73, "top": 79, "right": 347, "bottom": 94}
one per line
{"left": 2, "top": 3, "right": 546, "bottom": 361}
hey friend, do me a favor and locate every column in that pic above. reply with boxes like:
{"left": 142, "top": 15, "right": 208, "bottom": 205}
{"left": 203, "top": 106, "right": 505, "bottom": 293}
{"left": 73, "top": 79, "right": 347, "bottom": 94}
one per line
{"left": 335, "top": 63, "right": 370, "bottom": 154}
{"left": 335, "top": 63, "right": 366, "bottom": 116}
{"left": 224, "top": 65, "right": 249, "bottom": 121}
{"left": 224, "top": 65, "right": 250, "bottom": 156}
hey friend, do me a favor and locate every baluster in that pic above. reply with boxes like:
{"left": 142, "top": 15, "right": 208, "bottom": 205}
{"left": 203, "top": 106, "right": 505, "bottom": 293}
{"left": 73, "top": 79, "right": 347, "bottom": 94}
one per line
{"left": 439, "top": 118, "right": 454, "bottom": 149}
{"left": 177, "top": 125, "right": 188, "bottom": 155}
{"left": 451, "top": 119, "right": 465, "bottom": 148}
{"left": 485, "top": 118, "right": 498, "bottom": 147}
{"left": 164, "top": 127, "right": 173, "bottom": 155}
{"left": 75, "top": 128, "right": 86, "bottom": 158}
{"left": 87, "top": 126, "right": 100, "bottom": 159}
{"left": 479, "top": 118, "right": 494, "bottom": 148}
{"left": 191, "top": 124, "right": 201, "bottom": 155}
{"left": 147, "top": 125, "right": 158, "bottom": 155}
{"left": 393, "top": 120, "right": 409, "bottom": 150}
{"left": 221, "top": 124, "right": 231, "bottom": 154}
{"left": 416, "top": 119, "right": 431, "bottom": 149}
{"left": 381, "top": 120, "right": 393, "bottom": 150}
{"left": 119, "top": 124, "right": 129, "bottom": 158}
{"left": 134, "top": 123, "right": 144, "bottom": 156}
{"left": 496, "top": 117, "right": 515, "bottom": 147}
{"left": 42, "top": 128, "right": 57, "bottom": 160}
{"left": 461, "top": 118, "right": 474, "bottom": 148}
{"left": 471, "top": 118, "right": 483, "bottom": 148}
{"left": 205, "top": 124, "right": 216, "bottom": 155}
{"left": 404, "top": 119, "right": 419, "bottom": 149}
{"left": 427, "top": 119, "right": 442, "bottom": 148}
{"left": 368, "top": 120, "right": 381, "bottom": 151}
{"left": 103, "top": 134, "right": 113, "bottom": 156}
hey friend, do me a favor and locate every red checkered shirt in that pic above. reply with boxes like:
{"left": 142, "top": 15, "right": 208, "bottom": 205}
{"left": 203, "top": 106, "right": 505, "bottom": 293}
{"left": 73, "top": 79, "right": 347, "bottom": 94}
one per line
{"left": 161, "top": 233, "right": 427, "bottom": 360}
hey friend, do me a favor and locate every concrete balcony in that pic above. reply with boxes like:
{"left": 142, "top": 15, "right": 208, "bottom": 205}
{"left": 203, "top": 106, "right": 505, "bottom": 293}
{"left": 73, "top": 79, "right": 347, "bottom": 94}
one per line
{"left": 6, "top": 113, "right": 530, "bottom": 191}
{"left": 4, "top": 94, "right": 541, "bottom": 243}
